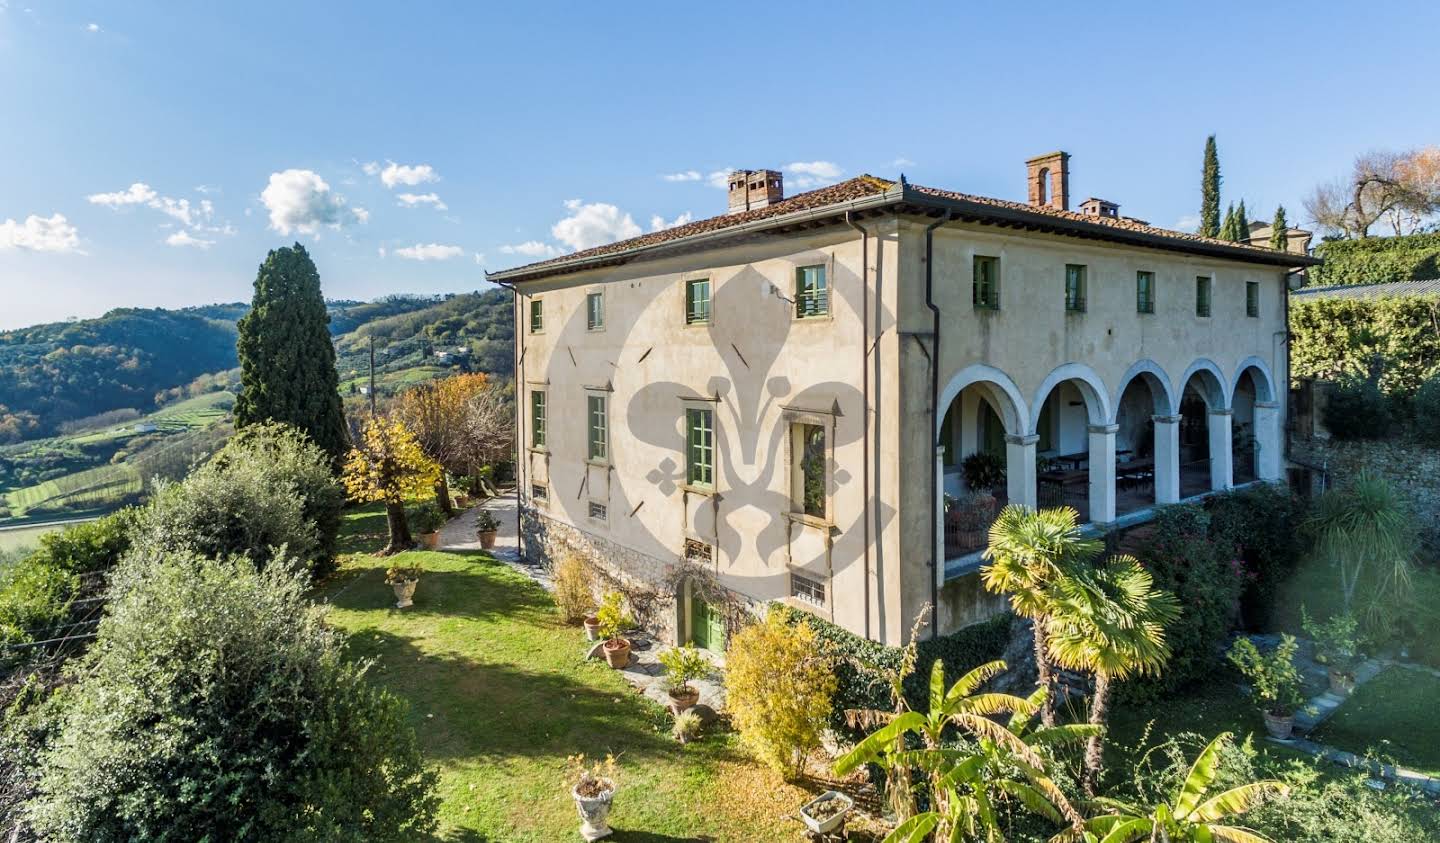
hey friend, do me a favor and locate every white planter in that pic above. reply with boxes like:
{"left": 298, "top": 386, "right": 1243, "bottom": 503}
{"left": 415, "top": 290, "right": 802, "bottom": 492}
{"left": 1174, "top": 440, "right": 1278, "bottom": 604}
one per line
{"left": 800, "top": 790, "right": 853, "bottom": 834}
{"left": 572, "top": 784, "right": 614, "bottom": 840}
{"left": 391, "top": 578, "right": 418, "bottom": 609}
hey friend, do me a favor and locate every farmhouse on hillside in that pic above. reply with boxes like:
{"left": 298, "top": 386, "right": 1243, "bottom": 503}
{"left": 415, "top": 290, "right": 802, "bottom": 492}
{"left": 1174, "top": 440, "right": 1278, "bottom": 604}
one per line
{"left": 489, "top": 154, "right": 1321, "bottom": 646}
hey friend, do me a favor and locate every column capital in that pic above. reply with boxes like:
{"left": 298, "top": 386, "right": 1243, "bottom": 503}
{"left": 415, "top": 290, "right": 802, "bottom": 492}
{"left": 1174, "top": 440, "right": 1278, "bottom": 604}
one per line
{"left": 1087, "top": 423, "right": 1120, "bottom": 435}
{"left": 1208, "top": 408, "right": 1233, "bottom": 417}
{"left": 1004, "top": 433, "right": 1040, "bottom": 446}
{"left": 1255, "top": 401, "right": 1281, "bottom": 410}
{"left": 1152, "top": 414, "right": 1182, "bottom": 424}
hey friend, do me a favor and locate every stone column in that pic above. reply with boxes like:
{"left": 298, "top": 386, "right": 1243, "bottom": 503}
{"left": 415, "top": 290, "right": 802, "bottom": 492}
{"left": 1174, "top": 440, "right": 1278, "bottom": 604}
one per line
{"left": 1253, "top": 401, "right": 1282, "bottom": 481}
{"left": 1087, "top": 424, "right": 1118, "bottom": 525}
{"left": 1208, "top": 408, "right": 1234, "bottom": 491}
{"left": 934, "top": 444, "right": 946, "bottom": 587}
{"left": 1153, "top": 414, "right": 1181, "bottom": 504}
{"left": 1005, "top": 433, "right": 1038, "bottom": 509}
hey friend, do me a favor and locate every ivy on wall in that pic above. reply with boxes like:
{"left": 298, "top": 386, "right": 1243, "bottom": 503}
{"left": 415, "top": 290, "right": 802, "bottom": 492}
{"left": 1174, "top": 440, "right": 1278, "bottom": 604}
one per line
{"left": 1290, "top": 294, "right": 1440, "bottom": 396}
{"left": 1311, "top": 232, "right": 1440, "bottom": 287}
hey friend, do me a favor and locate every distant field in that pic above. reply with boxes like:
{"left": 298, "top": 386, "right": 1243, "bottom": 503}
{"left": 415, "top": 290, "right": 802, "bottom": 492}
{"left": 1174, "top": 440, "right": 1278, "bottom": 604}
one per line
{"left": 67, "top": 392, "right": 234, "bottom": 445}
{"left": 0, "top": 523, "right": 57, "bottom": 554}
{"left": 6, "top": 463, "right": 142, "bottom": 515}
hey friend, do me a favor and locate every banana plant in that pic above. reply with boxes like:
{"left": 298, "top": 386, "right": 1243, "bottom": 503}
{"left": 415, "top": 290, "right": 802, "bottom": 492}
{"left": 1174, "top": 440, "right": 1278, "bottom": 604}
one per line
{"left": 1052, "top": 732, "right": 1287, "bottom": 843}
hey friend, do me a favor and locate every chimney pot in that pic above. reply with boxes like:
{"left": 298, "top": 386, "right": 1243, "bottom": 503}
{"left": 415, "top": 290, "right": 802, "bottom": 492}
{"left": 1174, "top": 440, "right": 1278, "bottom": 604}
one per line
{"left": 727, "top": 169, "right": 784, "bottom": 213}
{"left": 1025, "top": 151, "right": 1070, "bottom": 211}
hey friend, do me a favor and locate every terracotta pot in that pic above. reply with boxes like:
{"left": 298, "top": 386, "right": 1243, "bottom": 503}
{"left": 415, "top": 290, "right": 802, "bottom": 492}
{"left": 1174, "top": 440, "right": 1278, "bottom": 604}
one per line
{"left": 603, "top": 638, "right": 631, "bottom": 669}
{"left": 667, "top": 686, "right": 700, "bottom": 713}
{"left": 420, "top": 531, "right": 440, "bottom": 549}
{"left": 455, "top": 494, "right": 471, "bottom": 508}
{"left": 479, "top": 530, "right": 498, "bottom": 549}
{"left": 390, "top": 578, "right": 418, "bottom": 609}
{"left": 583, "top": 615, "right": 600, "bottom": 640}
{"left": 1327, "top": 667, "right": 1356, "bottom": 696}
{"left": 1263, "top": 710, "right": 1294, "bottom": 740}
{"left": 572, "top": 783, "right": 615, "bottom": 841}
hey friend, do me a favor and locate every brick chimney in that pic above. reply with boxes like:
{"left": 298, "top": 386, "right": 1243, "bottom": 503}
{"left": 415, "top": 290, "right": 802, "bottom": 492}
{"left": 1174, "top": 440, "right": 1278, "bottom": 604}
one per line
{"left": 1026, "top": 151, "right": 1070, "bottom": 211}
{"left": 1078, "top": 197, "right": 1119, "bottom": 219}
{"left": 727, "top": 169, "right": 784, "bottom": 213}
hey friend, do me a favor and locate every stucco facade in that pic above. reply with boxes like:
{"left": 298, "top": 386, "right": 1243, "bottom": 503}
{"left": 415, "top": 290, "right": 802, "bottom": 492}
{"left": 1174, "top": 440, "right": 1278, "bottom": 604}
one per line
{"left": 494, "top": 168, "right": 1315, "bottom": 647}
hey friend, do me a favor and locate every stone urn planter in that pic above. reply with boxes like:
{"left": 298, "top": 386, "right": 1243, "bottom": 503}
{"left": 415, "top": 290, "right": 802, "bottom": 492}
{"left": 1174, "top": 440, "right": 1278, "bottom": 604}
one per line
{"left": 583, "top": 615, "right": 601, "bottom": 641}
{"left": 572, "top": 782, "right": 615, "bottom": 841}
{"left": 1262, "top": 710, "right": 1294, "bottom": 740}
{"left": 1327, "top": 667, "right": 1356, "bottom": 696}
{"left": 391, "top": 578, "right": 418, "bottom": 609}
{"left": 799, "top": 790, "right": 853, "bottom": 835}
{"left": 419, "top": 531, "right": 440, "bottom": 550}
{"left": 603, "top": 638, "right": 631, "bottom": 669}
{"left": 667, "top": 686, "right": 700, "bottom": 714}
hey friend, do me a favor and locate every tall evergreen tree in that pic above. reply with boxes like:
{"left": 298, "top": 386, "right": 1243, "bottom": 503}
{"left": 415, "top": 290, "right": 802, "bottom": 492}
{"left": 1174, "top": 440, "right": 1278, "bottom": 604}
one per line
{"left": 1200, "top": 135, "right": 1222, "bottom": 237}
{"left": 1235, "top": 200, "right": 1250, "bottom": 242}
{"left": 1219, "top": 203, "right": 1238, "bottom": 241}
{"left": 1270, "top": 206, "right": 1289, "bottom": 250}
{"left": 235, "top": 244, "right": 349, "bottom": 466}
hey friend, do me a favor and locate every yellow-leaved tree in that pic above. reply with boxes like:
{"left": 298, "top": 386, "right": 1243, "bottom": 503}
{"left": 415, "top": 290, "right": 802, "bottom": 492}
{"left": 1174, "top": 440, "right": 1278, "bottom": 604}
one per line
{"left": 342, "top": 417, "right": 441, "bottom": 554}
{"left": 725, "top": 610, "right": 836, "bottom": 779}
{"left": 396, "top": 373, "right": 491, "bottom": 514}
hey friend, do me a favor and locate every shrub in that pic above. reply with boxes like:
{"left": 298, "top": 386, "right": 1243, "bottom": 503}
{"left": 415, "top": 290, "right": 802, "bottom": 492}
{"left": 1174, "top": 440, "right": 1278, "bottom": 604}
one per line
{"left": 0, "top": 562, "right": 77, "bottom": 651}
{"left": 24, "top": 552, "right": 439, "bottom": 840}
{"left": 1206, "top": 484, "right": 1307, "bottom": 628}
{"left": 26, "top": 509, "right": 137, "bottom": 575}
{"left": 1323, "top": 377, "right": 1394, "bottom": 440}
{"left": 594, "top": 591, "right": 633, "bottom": 643}
{"left": 1227, "top": 634, "right": 1304, "bottom": 716}
{"left": 406, "top": 500, "right": 447, "bottom": 535}
{"left": 725, "top": 611, "right": 836, "bottom": 778}
{"left": 658, "top": 644, "right": 710, "bottom": 694}
{"left": 1414, "top": 373, "right": 1440, "bottom": 446}
{"left": 961, "top": 452, "right": 1006, "bottom": 492}
{"left": 1311, "top": 231, "right": 1440, "bottom": 287}
{"left": 475, "top": 510, "right": 499, "bottom": 533}
{"left": 551, "top": 553, "right": 594, "bottom": 624}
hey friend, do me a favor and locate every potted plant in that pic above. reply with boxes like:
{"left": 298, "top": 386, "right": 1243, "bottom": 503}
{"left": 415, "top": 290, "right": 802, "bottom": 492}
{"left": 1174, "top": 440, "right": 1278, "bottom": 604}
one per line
{"left": 475, "top": 510, "right": 500, "bottom": 550}
{"left": 799, "top": 790, "right": 853, "bottom": 835}
{"left": 671, "top": 710, "right": 702, "bottom": 745}
{"left": 582, "top": 612, "right": 601, "bottom": 641}
{"left": 1303, "top": 608, "right": 1360, "bottom": 695}
{"left": 961, "top": 451, "right": 1005, "bottom": 494}
{"left": 565, "top": 753, "right": 617, "bottom": 841}
{"left": 658, "top": 644, "right": 710, "bottom": 713}
{"left": 409, "top": 501, "right": 447, "bottom": 549}
{"left": 385, "top": 561, "right": 422, "bottom": 609}
{"left": 595, "top": 591, "right": 633, "bottom": 669}
{"left": 1227, "top": 634, "right": 1304, "bottom": 739}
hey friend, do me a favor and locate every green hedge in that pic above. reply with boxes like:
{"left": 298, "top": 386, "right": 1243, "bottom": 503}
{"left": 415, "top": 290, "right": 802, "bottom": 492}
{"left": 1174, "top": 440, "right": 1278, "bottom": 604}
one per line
{"left": 1290, "top": 294, "right": 1440, "bottom": 397}
{"left": 774, "top": 605, "right": 1011, "bottom": 732}
{"left": 1311, "top": 232, "right": 1440, "bottom": 287}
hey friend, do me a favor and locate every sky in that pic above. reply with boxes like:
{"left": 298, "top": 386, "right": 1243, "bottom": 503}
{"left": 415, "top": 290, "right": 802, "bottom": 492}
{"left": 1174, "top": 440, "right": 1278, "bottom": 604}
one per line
{"left": 1, "top": 1, "right": 1438, "bottom": 330}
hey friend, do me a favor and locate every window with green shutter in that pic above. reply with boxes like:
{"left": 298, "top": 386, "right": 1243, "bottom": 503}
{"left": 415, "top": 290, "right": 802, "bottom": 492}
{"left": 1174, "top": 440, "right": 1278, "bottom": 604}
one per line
{"left": 685, "top": 278, "right": 711, "bottom": 324}
{"left": 1136, "top": 271, "right": 1155, "bottom": 313}
{"left": 1065, "top": 264, "right": 1087, "bottom": 312}
{"left": 587, "top": 394, "right": 607, "bottom": 461}
{"left": 530, "top": 390, "right": 546, "bottom": 448}
{"left": 685, "top": 407, "right": 713, "bottom": 488}
{"left": 529, "top": 299, "right": 543, "bottom": 333}
{"left": 1246, "top": 281, "right": 1259, "bottom": 317}
{"left": 795, "top": 265, "right": 828, "bottom": 319}
{"left": 586, "top": 292, "right": 604, "bottom": 330}
{"left": 1196, "top": 276, "right": 1212, "bottom": 317}
{"left": 973, "top": 256, "right": 1000, "bottom": 310}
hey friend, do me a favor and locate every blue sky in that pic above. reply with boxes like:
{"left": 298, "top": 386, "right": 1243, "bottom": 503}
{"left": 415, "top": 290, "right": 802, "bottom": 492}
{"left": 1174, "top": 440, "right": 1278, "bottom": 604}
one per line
{"left": 2, "top": 1, "right": 1437, "bottom": 329}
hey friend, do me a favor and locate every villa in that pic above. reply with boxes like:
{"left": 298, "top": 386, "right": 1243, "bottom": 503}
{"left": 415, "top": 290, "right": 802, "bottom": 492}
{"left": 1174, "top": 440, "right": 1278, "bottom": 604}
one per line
{"left": 489, "top": 153, "right": 1320, "bottom": 647}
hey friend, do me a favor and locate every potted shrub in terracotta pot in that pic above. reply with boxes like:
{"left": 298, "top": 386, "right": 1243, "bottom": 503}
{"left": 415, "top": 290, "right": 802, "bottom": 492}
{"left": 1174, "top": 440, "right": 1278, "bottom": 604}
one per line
{"left": 1227, "top": 633, "right": 1304, "bottom": 739}
{"left": 595, "top": 591, "right": 633, "bottom": 669}
{"left": 565, "top": 753, "right": 617, "bottom": 841}
{"left": 408, "top": 501, "right": 447, "bottom": 550}
{"left": 1303, "top": 609, "right": 1360, "bottom": 695}
{"left": 384, "top": 561, "right": 422, "bottom": 609}
{"left": 658, "top": 643, "right": 710, "bottom": 713}
{"left": 475, "top": 510, "right": 500, "bottom": 550}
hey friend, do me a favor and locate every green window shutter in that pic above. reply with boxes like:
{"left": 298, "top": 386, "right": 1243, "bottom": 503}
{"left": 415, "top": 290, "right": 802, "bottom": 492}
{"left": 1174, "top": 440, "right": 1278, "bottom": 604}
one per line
{"left": 1196, "top": 276, "right": 1211, "bottom": 317}
{"left": 1137, "top": 271, "right": 1155, "bottom": 313}
{"left": 686, "top": 279, "right": 711, "bottom": 324}
{"left": 530, "top": 390, "right": 546, "bottom": 448}
{"left": 1246, "top": 281, "right": 1259, "bottom": 317}
{"left": 587, "top": 395, "right": 607, "bottom": 460}
{"left": 795, "top": 265, "right": 828, "bottom": 318}
{"left": 1065, "top": 264, "right": 1086, "bottom": 311}
{"left": 686, "top": 408, "right": 713, "bottom": 487}
{"left": 974, "top": 256, "right": 999, "bottom": 309}
{"left": 529, "top": 299, "right": 543, "bottom": 332}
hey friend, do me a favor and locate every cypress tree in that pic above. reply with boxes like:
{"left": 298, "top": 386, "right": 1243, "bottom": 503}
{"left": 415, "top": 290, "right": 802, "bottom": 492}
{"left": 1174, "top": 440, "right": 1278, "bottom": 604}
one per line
{"left": 1200, "top": 135, "right": 1222, "bottom": 238}
{"left": 1219, "top": 203, "right": 1237, "bottom": 241}
{"left": 1270, "top": 206, "right": 1289, "bottom": 251}
{"left": 235, "top": 244, "right": 349, "bottom": 467}
{"left": 1235, "top": 200, "right": 1250, "bottom": 242}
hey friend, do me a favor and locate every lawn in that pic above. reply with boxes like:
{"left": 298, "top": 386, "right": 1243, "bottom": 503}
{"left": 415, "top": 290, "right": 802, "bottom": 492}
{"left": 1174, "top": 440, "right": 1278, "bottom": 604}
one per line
{"left": 320, "top": 507, "right": 815, "bottom": 842}
{"left": 1311, "top": 666, "right": 1440, "bottom": 776}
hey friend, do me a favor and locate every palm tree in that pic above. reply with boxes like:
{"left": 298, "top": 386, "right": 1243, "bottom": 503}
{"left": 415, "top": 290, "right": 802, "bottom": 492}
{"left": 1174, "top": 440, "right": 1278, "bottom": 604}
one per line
{"left": 981, "top": 505, "right": 1102, "bottom": 727}
{"left": 1044, "top": 556, "right": 1179, "bottom": 797}
{"left": 1306, "top": 471, "right": 1415, "bottom": 625}
{"left": 1054, "top": 732, "right": 1287, "bottom": 843}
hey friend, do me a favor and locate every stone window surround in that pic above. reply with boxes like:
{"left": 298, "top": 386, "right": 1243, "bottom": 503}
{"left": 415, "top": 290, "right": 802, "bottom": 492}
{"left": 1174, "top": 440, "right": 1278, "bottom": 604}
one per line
{"left": 585, "top": 287, "right": 605, "bottom": 332}
{"left": 584, "top": 384, "right": 611, "bottom": 466}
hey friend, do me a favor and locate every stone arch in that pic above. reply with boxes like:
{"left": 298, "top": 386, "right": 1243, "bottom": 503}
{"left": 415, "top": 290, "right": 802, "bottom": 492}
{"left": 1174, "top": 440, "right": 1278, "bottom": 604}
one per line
{"left": 1231, "top": 356, "right": 1277, "bottom": 403}
{"left": 937, "top": 364, "right": 1028, "bottom": 442}
{"left": 1109, "top": 359, "right": 1177, "bottom": 421}
{"left": 1178, "top": 358, "right": 1230, "bottom": 409}
{"left": 1029, "top": 362, "right": 1112, "bottom": 435}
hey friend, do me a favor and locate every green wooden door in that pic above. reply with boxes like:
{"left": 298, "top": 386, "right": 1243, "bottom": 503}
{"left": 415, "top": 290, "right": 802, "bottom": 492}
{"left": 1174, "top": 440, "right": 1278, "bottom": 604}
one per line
{"left": 689, "top": 593, "right": 725, "bottom": 653}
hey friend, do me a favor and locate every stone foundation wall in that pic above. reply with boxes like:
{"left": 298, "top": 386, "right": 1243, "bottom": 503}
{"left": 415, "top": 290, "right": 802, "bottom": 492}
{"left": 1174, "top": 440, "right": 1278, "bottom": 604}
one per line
{"left": 1289, "top": 434, "right": 1440, "bottom": 550}
{"left": 937, "top": 571, "right": 1011, "bottom": 634}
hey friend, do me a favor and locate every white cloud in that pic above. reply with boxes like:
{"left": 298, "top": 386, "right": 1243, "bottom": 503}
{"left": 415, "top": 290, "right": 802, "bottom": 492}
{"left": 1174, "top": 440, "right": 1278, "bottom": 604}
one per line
{"left": 361, "top": 161, "right": 381, "bottom": 176}
{"left": 397, "top": 192, "right": 447, "bottom": 210}
{"left": 165, "top": 230, "right": 214, "bottom": 249}
{"left": 551, "top": 199, "right": 641, "bottom": 251}
{"left": 87, "top": 182, "right": 158, "bottom": 207}
{"left": 891, "top": 157, "right": 916, "bottom": 168}
{"left": 662, "top": 170, "right": 702, "bottom": 182}
{"left": 394, "top": 243, "right": 464, "bottom": 261}
{"left": 650, "top": 211, "right": 693, "bottom": 232}
{"left": 473, "top": 252, "right": 485, "bottom": 265}
{"left": 785, "top": 161, "right": 843, "bottom": 189}
{"left": 1174, "top": 214, "right": 1202, "bottom": 232}
{"left": 707, "top": 170, "right": 733, "bottom": 189}
{"left": 85, "top": 22, "right": 100, "bottom": 32}
{"left": 0, "top": 213, "right": 81, "bottom": 253}
{"left": 373, "top": 161, "right": 439, "bottom": 189}
{"left": 260, "top": 169, "right": 367, "bottom": 236}
{"left": 500, "top": 240, "right": 559, "bottom": 257}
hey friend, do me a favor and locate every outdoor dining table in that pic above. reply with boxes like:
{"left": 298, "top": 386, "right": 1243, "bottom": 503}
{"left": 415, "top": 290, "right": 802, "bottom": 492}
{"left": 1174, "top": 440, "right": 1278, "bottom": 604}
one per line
{"left": 1053, "top": 449, "right": 1134, "bottom": 471}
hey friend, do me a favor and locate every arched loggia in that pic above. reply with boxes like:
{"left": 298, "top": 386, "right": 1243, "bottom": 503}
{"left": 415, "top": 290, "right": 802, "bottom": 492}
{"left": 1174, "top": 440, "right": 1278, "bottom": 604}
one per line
{"left": 936, "top": 365, "right": 1030, "bottom": 558}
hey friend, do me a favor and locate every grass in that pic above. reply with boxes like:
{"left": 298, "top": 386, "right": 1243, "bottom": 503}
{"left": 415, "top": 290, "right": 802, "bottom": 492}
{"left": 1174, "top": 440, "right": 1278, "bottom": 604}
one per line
{"left": 320, "top": 505, "right": 816, "bottom": 842}
{"left": 67, "top": 391, "right": 234, "bottom": 444}
{"left": 1311, "top": 666, "right": 1440, "bottom": 776}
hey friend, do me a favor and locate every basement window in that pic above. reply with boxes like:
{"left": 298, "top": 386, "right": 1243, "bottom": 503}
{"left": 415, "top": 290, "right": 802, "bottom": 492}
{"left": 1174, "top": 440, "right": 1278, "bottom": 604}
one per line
{"left": 684, "top": 538, "right": 713, "bottom": 565}
{"left": 588, "top": 501, "right": 607, "bottom": 521}
{"left": 790, "top": 571, "right": 826, "bottom": 606}
{"left": 531, "top": 484, "right": 548, "bottom": 502}
{"left": 973, "top": 255, "right": 1000, "bottom": 310}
